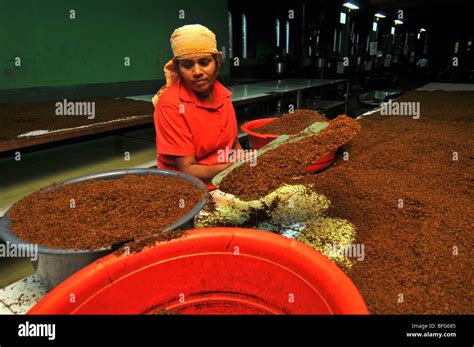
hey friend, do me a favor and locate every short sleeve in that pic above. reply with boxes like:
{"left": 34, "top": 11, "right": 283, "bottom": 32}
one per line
{"left": 154, "top": 102, "right": 195, "bottom": 156}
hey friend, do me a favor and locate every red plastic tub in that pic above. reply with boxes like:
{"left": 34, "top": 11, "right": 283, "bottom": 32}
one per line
{"left": 29, "top": 227, "right": 368, "bottom": 315}
{"left": 206, "top": 183, "right": 217, "bottom": 191}
{"left": 241, "top": 118, "right": 336, "bottom": 172}
{"left": 241, "top": 118, "right": 281, "bottom": 150}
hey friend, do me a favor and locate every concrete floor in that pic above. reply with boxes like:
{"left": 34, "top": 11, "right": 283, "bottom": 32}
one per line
{"left": 0, "top": 254, "right": 35, "bottom": 289}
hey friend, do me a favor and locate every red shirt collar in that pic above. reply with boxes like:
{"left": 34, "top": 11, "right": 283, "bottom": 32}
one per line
{"left": 178, "top": 79, "right": 232, "bottom": 109}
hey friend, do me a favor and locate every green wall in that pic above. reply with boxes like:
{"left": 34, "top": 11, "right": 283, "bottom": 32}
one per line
{"left": 0, "top": 0, "right": 229, "bottom": 90}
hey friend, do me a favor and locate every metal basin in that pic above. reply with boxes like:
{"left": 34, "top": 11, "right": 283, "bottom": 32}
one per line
{"left": 0, "top": 168, "right": 208, "bottom": 290}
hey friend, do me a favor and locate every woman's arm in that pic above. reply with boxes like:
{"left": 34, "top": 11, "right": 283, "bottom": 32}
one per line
{"left": 171, "top": 139, "right": 244, "bottom": 183}
{"left": 172, "top": 156, "right": 233, "bottom": 183}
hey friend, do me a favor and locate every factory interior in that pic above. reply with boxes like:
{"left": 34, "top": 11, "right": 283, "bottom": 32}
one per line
{"left": 0, "top": 0, "right": 472, "bottom": 333}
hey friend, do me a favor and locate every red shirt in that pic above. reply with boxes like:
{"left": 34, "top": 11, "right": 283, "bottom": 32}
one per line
{"left": 154, "top": 79, "right": 238, "bottom": 170}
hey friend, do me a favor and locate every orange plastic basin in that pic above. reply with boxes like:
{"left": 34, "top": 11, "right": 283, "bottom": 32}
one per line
{"left": 241, "top": 118, "right": 336, "bottom": 172}
{"left": 28, "top": 228, "right": 368, "bottom": 315}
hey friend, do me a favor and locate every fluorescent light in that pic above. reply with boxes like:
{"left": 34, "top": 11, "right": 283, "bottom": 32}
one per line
{"left": 391, "top": 26, "right": 395, "bottom": 35}
{"left": 276, "top": 19, "right": 280, "bottom": 47}
{"left": 374, "top": 13, "right": 386, "bottom": 18}
{"left": 417, "top": 33, "right": 420, "bottom": 40}
{"left": 340, "top": 12, "right": 347, "bottom": 24}
{"left": 342, "top": 2, "right": 359, "bottom": 10}
{"left": 242, "top": 14, "right": 247, "bottom": 58}
{"left": 394, "top": 19, "right": 403, "bottom": 25}
{"left": 372, "top": 22, "right": 377, "bottom": 32}
{"left": 420, "top": 28, "right": 426, "bottom": 32}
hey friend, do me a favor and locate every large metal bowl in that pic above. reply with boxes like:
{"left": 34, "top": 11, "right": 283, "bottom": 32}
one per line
{"left": 0, "top": 168, "right": 209, "bottom": 290}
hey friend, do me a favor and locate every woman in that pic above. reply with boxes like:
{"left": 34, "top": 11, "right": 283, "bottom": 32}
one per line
{"left": 153, "top": 24, "right": 243, "bottom": 183}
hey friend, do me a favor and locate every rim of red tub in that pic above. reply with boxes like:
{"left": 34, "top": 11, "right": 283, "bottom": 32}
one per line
{"left": 28, "top": 227, "right": 368, "bottom": 315}
{"left": 241, "top": 118, "right": 337, "bottom": 172}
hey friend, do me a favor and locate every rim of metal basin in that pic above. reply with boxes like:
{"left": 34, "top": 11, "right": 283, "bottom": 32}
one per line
{"left": 0, "top": 168, "right": 209, "bottom": 255}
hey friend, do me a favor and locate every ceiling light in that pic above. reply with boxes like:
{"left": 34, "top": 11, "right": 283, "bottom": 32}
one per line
{"left": 342, "top": 2, "right": 359, "bottom": 10}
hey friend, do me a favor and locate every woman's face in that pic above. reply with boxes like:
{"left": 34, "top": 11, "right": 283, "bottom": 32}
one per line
{"left": 176, "top": 55, "right": 218, "bottom": 96}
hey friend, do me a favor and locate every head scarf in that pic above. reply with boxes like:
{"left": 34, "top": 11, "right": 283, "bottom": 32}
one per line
{"left": 152, "top": 24, "right": 219, "bottom": 106}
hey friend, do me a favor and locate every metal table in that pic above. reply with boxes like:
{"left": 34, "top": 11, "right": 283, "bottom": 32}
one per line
{"left": 416, "top": 82, "right": 474, "bottom": 91}
{"left": 228, "top": 78, "right": 349, "bottom": 111}
{"left": 0, "top": 79, "right": 349, "bottom": 154}
{"left": 129, "top": 79, "right": 349, "bottom": 111}
{"left": 0, "top": 115, "right": 152, "bottom": 153}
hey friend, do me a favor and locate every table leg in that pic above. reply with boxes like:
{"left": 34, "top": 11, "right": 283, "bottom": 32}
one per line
{"left": 345, "top": 80, "right": 349, "bottom": 114}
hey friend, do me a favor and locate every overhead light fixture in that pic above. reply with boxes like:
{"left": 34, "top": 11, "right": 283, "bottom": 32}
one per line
{"left": 340, "top": 12, "right": 347, "bottom": 24}
{"left": 420, "top": 28, "right": 426, "bottom": 32}
{"left": 342, "top": 2, "right": 359, "bottom": 10}
{"left": 374, "top": 13, "right": 386, "bottom": 18}
{"left": 394, "top": 19, "right": 403, "bottom": 25}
